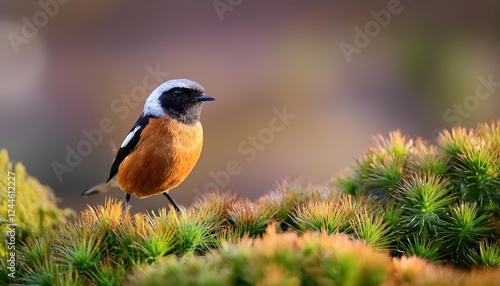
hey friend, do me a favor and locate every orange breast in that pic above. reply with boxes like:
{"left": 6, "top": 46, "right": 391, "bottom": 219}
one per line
{"left": 117, "top": 117, "right": 203, "bottom": 198}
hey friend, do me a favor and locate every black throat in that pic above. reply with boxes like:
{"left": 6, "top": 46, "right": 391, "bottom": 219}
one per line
{"left": 165, "top": 103, "right": 203, "bottom": 125}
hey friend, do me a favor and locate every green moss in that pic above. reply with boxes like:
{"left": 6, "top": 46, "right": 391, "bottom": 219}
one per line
{"left": 0, "top": 149, "right": 73, "bottom": 274}
{"left": 468, "top": 241, "right": 500, "bottom": 267}
{"left": 3, "top": 120, "right": 500, "bottom": 285}
{"left": 396, "top": 174, "right": 455, "bottom": 237}
{"left": 0, "top": 149, "right": 74, "bottom": 257}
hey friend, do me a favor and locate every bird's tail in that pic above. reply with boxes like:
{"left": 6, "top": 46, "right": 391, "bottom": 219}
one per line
{"left": 81, "top": 179, "right": 117, "bottom": 197}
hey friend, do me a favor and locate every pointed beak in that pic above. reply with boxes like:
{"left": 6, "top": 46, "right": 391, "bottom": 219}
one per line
{"left": 192, "top": 95, "right": 215, "bottom": 102}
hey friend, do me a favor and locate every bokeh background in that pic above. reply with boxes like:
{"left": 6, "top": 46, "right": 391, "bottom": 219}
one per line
{"left": 1, "top": 1, "right": 500, "bottom": 213}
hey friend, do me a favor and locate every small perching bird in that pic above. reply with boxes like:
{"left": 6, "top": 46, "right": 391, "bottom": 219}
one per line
{"left": 82, "top": 79, "right": 215, "bottom": 212}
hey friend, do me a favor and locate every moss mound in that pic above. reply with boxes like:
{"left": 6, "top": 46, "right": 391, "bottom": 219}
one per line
{"left": 0, "top": 149, "right": 73, "bottom": 257}
{"left": 2, "top": 121, "right": 500, "bottom": 285}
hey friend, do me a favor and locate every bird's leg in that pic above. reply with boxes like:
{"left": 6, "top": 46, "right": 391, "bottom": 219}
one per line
{"left": 163, "top": 192, "right": 183, "bottom": 214}
{"left": 124, "top": 193, "right": 131, "bottom": 212}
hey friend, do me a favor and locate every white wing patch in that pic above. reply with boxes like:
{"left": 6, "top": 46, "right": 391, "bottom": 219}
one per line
{"left": 121, "top": 125, "right": 141, "bottom": 148}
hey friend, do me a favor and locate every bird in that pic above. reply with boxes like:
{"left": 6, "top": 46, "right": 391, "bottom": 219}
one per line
{"left": 82, "top": 79, "right": 214, "bottom": 212}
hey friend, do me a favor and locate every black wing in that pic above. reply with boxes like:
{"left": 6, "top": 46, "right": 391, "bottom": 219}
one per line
{"left": 107, "top": 115, "right": 152, "bottom": 182}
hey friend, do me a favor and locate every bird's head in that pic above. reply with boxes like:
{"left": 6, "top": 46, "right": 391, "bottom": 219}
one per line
{"left": 143, "top": 79, "right": 214, "bottom": 124}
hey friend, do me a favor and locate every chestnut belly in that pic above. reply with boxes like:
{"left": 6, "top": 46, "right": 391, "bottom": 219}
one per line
{"left": 117, "top": 117, "right": 203, "bottom": 198}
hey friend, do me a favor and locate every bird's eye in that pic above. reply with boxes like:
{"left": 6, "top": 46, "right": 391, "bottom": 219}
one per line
{"left": 173, "top": 90, "right": 182, "bottom": 98}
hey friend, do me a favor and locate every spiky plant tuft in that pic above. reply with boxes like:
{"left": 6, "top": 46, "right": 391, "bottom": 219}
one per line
{"left": 400, "top": 235, "right": 442, "bottom": 262}
{"left": 365, "top": 132, "right": 413, "bottom": 196}
{"left": 439, "top": 127, "right": 472, "bottom": 159}
{"left": 350, "top": 208, "right": 392, "bottom": 250}
{"left": 55, "top": 225, "right": 104, "bottom": 274}
{"left": 467, "top": 241, "right": 500, "bottom": 267}
{"left": 80, "top": 198, "right": 125, "bottom": 229}
{"left": 18, "top": 232, "right": 52, "bottom": 271}
{"left": 337, "top": 131, "right": 412, "bottom": 200}
{"left": 227, "top": 199, "right": 275, "bottom": 238}
{"left": 408, "top": 139, "right": 449, "bottom": 177}
{"left": 89, "top": 261, "right": 126, "bottom": 286}
{"left": 454, "top": 140, "right": 500, "bottom": 212}
{"left": 395, "top": 174, "right": 455, "bottom": 237}
{"left": 373, "top": 131, "right": 413, "bottom": 158}
{"left": 292, "top": 196, "right": 353, "bottom": 235}
{"left": 134, "top": 213, "right": 176, "bottom": 264}
{"left": 442, "top": 203, "right": 491, "bottom": 266}
{"left": 257, "top": 178, "right": 328, "bottom": 230}
{"left": 191, "top": 192, "right": 236, "bottom": 226}
{"left": 172, "top": 208, "right": 220, "bottom": 256}
{"left": 365, "top": 155, "right": 407, "bottom": 199}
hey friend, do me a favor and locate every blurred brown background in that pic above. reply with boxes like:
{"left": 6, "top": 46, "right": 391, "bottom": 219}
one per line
{"left": 1, "top": 1, "right": 500, "bottom": 213}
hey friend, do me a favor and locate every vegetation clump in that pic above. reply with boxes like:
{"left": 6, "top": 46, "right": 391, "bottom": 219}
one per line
{"left": 0, "top": 149, "right": 73, "bottom": 258}
{"left": 1, "top": 121, "right": 499, "bottom": 285}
